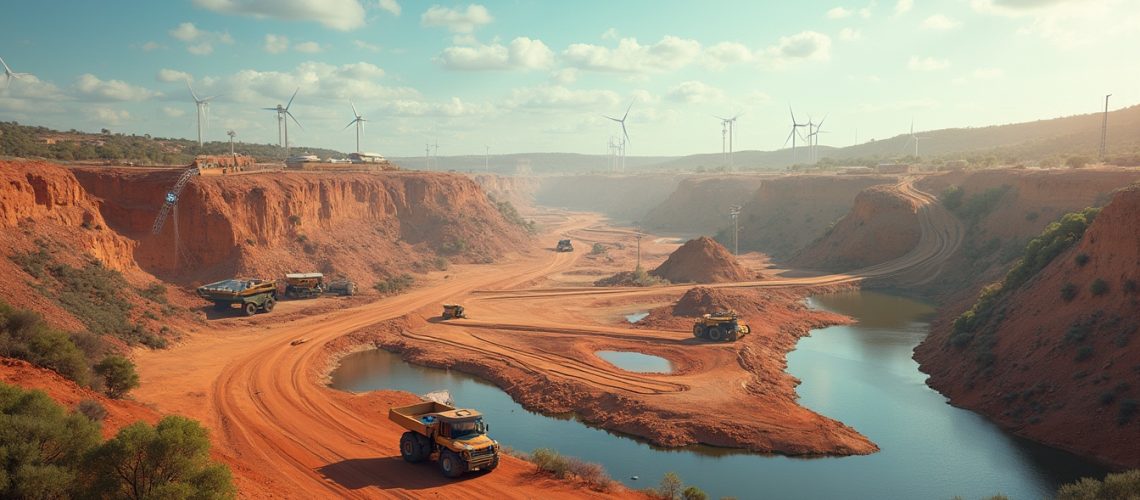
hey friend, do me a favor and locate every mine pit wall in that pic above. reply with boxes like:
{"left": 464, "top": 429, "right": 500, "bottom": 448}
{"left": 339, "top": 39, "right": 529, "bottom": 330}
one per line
{"left": 534, "top": 174, "right": 685, "bottom": 222}
{"left": 71, "top": 168, "right": 528, "bottom": 285}
{"left": 469, "top": 173, "right": 540, "bottom": 210}
{"left": 789, "top": 185, "right": 922, "bottom": 272}
{"left": 641, "top": 176, "right": 766, "bottom": 235}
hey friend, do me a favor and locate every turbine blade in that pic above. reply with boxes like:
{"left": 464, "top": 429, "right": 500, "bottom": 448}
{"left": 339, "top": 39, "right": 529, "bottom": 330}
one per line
{"left": 789, "top": 105, "right": 796, "bottom": 124}
{"left": 287, "top": 111, "right": 303, "bottom": 130}
{"left": 286, "top": 87, "right": 299, "bottom": 110}
{"left": 621, "top": 123, "right": 629, "bottom": 143}
{"left": 622, "top": 101, "right": 633, "bottom": 121}
{"left": 186, "top": 81, "right": 199, "bottom": 102}
{"left": 262, "top": 107, "right": 279, "bottom": 111}
{"left": 817, "top": 114, "right": 827, "bottom": 129}
{"left": 350, "top": 101, "right": 360, "bottom": 118}
{"left": 0, "top": 56, "right": 11, "bottom": 73}
{"left": 344, "top": 120, "right": 356, "bottom": 130}
{"left": 784, "top": 129, "right": 795, "bottom": 147}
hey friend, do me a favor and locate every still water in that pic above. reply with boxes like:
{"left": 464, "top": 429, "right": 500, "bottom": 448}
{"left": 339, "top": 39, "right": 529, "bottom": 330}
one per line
{"left": 330, "top": 291, "right": 1105, "bottom": 499}
{"left": 596, "top": 350, "right": 673, "bottom": 373}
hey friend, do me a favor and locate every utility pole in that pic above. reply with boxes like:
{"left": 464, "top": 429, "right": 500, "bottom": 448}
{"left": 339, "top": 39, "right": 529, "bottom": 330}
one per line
{"left": 634, "top": 225, "right": 644, "bottom": 272}
{"left": 730, "top": 205, "right": 741, "bottom": 255}
{"left": 1100, "top": 94, "right": 1112, "bottom": 160}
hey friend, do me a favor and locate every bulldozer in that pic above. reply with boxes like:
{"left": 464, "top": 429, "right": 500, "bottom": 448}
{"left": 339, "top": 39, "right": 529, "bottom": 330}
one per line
{"left": 692, "top": 310, "right": 750, "bottom": 341}
{"left": 441, "top": 304, "right": 467, "bottom": 320}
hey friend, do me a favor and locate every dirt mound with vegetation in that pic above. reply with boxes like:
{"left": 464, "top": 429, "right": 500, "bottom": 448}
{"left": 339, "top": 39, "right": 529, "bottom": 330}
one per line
{"left": 791, "top": 185, "right": 921, "bottom": 272}
{"left": 649, "top": 236, "right": 752, "bottom": 284}
{"left": 916, "top": 185, "right": 1140, "bottom": 469}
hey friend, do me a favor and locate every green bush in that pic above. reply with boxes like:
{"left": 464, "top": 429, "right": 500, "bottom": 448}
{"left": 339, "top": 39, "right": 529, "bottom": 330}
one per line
{"left": 494, "top": 200, "right": 537, "bottom": 234}
{"left": 138, "top": 283, "right": 169, "bottom": 304}
{"left": 528, "top": 448, "right": 614, "bottom": 491}
{"left": 941, "top": 185, "right": 964, "bottom": 211}
{"left": 1065, "top": 156, "right": 1091, "bottom": 169}
{"left": 373, "top": 274, "right": 415, "bottom": 295}
{"left": 590, "top": 243, "right": 607, "bottom": 255}
{"left": 0, "top": 383, "right": 102, "bottom": 499}
{"left": 1058, "top": 469, "right": 1140, "bottom": 499}
{"left": 1061, "top": 283, "right": 1078, "bottom": 302}
{"left": 94, "top": 355, "right": 139, "bottom": 399}
{"left": 1091, "top": 278, "right": 1110, "bottom": 296}
{"left": 1074, "top": 253, "right": 1090, "bottom": 267}
{"left": 85, "top": 415, "right": 236, "bottom": 499}
{"left": 0, "top": 302, "right": 92, "bottom": 386}
{"left": 682, "top": 485, "right": 709, "bottom": 500}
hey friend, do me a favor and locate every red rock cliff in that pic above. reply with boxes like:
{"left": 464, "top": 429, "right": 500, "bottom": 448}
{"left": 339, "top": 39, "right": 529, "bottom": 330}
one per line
{"left": 790, "top": 185, "right": 921, "bottom": 272}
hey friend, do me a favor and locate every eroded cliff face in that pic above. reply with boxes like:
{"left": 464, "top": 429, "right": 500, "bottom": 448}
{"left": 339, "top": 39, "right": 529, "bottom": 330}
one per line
{"left": 790, "top": 185, "right": 921, "bottom": 272}
{"left": 71, "top": 168, "right": 530, "bottom": 285}
{"left": 534, "top": 174, "right": 683, "bottom": 222}
{"left": 641, "top": 176, "right": 766, "bottom": 234}
{"left": 917, "top": 185, "right": 1140, "bottom": 469}
{"left": 469, "top": 173, "right": 539, "bottom": 209}
{"left": 735, "top": 175, "right": 895, "bottom": 259}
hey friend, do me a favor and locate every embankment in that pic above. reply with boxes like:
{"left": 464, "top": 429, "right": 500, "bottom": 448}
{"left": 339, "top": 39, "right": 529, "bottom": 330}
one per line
{"left": 790, "top": 185, "right": 921, "bottom": 272}
{"left": 641, "top": 176, "right": 766, "bottom": 234}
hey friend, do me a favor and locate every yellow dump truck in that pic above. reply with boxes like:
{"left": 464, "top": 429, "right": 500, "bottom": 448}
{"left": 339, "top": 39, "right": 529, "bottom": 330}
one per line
{"left": 196, "top": 278, "right": 277, "bottom": 316}
{"left": 388, "top": 401, "right": 499, "bottom": 478}
{"left": 692, "top": 310, "right": 750, "bottom": 341}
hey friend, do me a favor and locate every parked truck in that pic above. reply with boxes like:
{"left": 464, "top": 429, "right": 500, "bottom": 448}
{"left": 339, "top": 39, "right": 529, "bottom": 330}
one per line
{"left": 284, "top": 273, "right": 325, "bottom": 299}
{"left": 196, "top": 278, "right": 277, "bottom": 316}
{"left": 388, "top": 401, "right": 499, "bottom": 478}
{"left": 692, "top": 310, "right": 750, "bottom": 341}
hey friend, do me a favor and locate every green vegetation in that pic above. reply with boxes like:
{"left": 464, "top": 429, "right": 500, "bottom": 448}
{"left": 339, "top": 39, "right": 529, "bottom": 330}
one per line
{"left": 1075, "top": 253, "right": 1090, "bottom": 267}
{"left": 953, "top": 185, "right": 1012, "bottom": 225}
{"left": 0, "top": 383, "right": 102, "bottom": 499}
{"left": 647, "top": 471, "right": 708, "bottom": 500}
{"left": 94, "top": 355, "right": 139, "bottom": 399}
{"left": 1061, "top": 283, "right": 1079, "bottom": 302}
{"left": 527, "top": 448, "right": 615, "bottom": 492}
{"left": 1091, "top": 278, "right": 1110, "bottom": 296}
{"left": 590, "top": 243, "right": 607, "bottom": 255}
{"left": 949, "top": 208, "right": 1100, "bottom": 361}
{"left": 493, "top": 199, "right": 537, "bottom": 234}
{"left": 373, "top": 274, "right": 415, "bottom": 295}
{"left": 0, "top": 302, "right": 91, "bottom": 385}
{"left": 594, "top": 267, "right": 669, "bottom": 287}
{"left": 1065, "top": 155, "right": 1091, "bottom": 169}
{"left": 940, "top": 185, "right": 964, "bottom": 211}
{"left": 1057, "top": 469, "right": 1140, "bottom": 499}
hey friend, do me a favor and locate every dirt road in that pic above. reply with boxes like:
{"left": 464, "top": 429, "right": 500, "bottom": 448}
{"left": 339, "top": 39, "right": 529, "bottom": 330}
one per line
{"left": 132, "top": 179, "right": 961, "bottom": 498}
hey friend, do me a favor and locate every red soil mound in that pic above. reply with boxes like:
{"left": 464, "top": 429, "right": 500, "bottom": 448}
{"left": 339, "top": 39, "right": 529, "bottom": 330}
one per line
{"left": 649, "top": 236, "right": 751, "bottom": 283}
{"left": 791, "top": 185, "right": 921, "bottom": 271}
{"left": 917, "top": 184, "right": 1140, "bottom": 469}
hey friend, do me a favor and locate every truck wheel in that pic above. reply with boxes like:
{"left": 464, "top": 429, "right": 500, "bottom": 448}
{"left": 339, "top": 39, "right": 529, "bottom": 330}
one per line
{"left": 244, "top": 302, "right": 258, "bottom": 316}
{"left": 708, "top": 327, "right": 725, "bottom": 341}
{"left": 438, "top": 449, "right": 465, "bottom": 478}
{"left": 400, "top": 432, "right": 426, "bottom": 463}
{"left": 693, "top": 325, "right": 705, "bottom": 338}
{"left": 262, "top": 297, "right": 276, "bottom": 313}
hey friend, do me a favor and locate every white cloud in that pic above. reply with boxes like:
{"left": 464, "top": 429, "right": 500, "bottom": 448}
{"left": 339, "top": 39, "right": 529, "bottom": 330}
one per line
{"left": 894, "top": 0, "right": 913, "bottom": 15}
{"left": 743, "top": 90, "right": 772, "bottom": 105}
{"left": 162, "top": 106, "right": 187, "bottom": 118}
{"left": 601, "top": 28, "right": 619, "bottom": 40}
{"left": 563, "top": 36, "right": 701, "bottom": 73}
{"left": 264, "top": 34, "right": 290, "bottom": 54}
{"left": 90, "top": 107, "right": 131, "bottom": 126}
{"left": 506, "top": 85, "right": 619, "bottom": 110}
{"left": 157, "top": 69, "right": 192, "bottom": 83}
{"left": 922, "top": 14, "right": 961, "bottom": 30}
{"left": 203, "top": 61, "right": 410, "bottom": 107}
{"left": 827, "top": 7, "right": 853, "bottom": 19}
{"left": 839, "top": 27, "right": 863, "bottom": 41}
{"left": 168, "top": 22, "right": 233, "bottom": 55}
{"left": 764, "top": 31, "right": 832, "bottom": 65}
{"left": 421, "top": 4, "right": 493, "bottom": 33}
{"left": 141, "top": 41, "right": 165, "bottom": 51}
{"left": 353, "top": 40, "right": 382, "bottom": 52}
{"left": 193, "top": 0, "right": 367, "bottom": 31}
{"left": 294, "top": 41, "right": 324, "bottom": 53}
{"left": 703, "top": 42, "right": 754, "bottom": 69}
{"left": 971, "top": 0, "right": 1134, "bottom": 48}
{"left": 75, "top": 74, "right": 161, "bottom": 101}
{"left": 377, "top": 0, "right": 401, "bottom": 16}
{"left": 908, "top": 56, "right": 950, "bottom": 71}
{"left": 665, "top": 81, "right": 724, "bottom": 104}
{"left": 435, "top": 37, "right": 553, "bottom": 71}
{"left": 382, "top": 96, "right": 491, "bottom": 117}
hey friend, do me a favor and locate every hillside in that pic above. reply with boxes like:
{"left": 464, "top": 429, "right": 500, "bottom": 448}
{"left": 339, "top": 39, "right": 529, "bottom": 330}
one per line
{"left": 916, "top": 185, "right": 1140, "bottom": 469}
{"left": 641, "top": 175, "right": 767, "bottom": 234}
{"left": 790, "top": 185, "right": 921, "bottom": 272}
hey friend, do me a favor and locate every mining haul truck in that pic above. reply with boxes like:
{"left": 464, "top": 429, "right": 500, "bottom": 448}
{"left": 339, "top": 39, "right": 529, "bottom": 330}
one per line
{"left": 556, "top": 239, "right": 574, "bottom": 252}
{"left": 389, "top": 401, "right": 500, "bottom": 478}
{"left": 692, "top": 310, "right": 751, "bottom": 341}
{"left": 441, "top": 304, "right": 466, "bottom": 320}
{"left": 196, "top": 278, "right": 277, "bottom": 316}
{"left": 284, "top": 273, "right": 325, "bottom": 299}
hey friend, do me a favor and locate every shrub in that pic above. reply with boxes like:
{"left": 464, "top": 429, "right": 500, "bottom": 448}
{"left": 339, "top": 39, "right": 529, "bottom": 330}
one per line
{"left": 432, "top": 256, "right": 449, "bottom": 271}
{"left": 682, "top": 485, "right": 709, "bottom": 500}
{"left": 590, "top": 243, "right": 607, "bottom": 255}
{"left": 288, "top": 214, "right": 301, "bottom": 226}
{"left": 1091, "top": 278, "right": 1110, "bottom": 296}
{"left": 494, "top": 200, "right": 537, "bottom": 233}
{"left": 1058, "top": 469, "right": 1140, "bottom": 499}
{"left": 76, "top": 398, "right": 108, "bottom": 421}
{"left": 1025, "top": 211, "right": 1040, "bottom": 221}
{"left": 1074, "top": 253, "right": 1090, "bottom": 267}
{"left": 373, "top": 274, "right": 415, "bottom": 295}
{"left": 1125, "top": 279, "right": 1138, "bottom": 294}
{"left": 941, "top": 185, "right": 964, "bottom": 211}
{"left": 0, "top": 383, "right": 102, "bottom": 499}
{"left": 94, "top": 355, "right": 139, "bottom": 399}
{"left": 527, "top": 448, "right": 614, "bottom": 491}
{"left": 85, "top": 415, "right": 236, "bottom": 499}
{"left": 1065, "top": 155, "right": 1091, "bottom": 169}
{"left": 657, "top": 472, "right": 683, "bottom": 500}
{"left": 1061, "top": 283, "right": 1078, "bottom": 302}
{"left": 0, "top": 302, "right": 92, "bottom": 385}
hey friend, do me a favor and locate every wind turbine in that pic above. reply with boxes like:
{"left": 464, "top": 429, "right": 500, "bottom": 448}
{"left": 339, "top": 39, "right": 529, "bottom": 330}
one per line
{"left": 604, "top": 102, "right": 632, "bottom": 172}
{"left": 344, "top": 101, "right": 365, "bottom": 153}
{"left": 784, "top": 106, "right": 809, "bottom": 164}
{"left": 227, "top": 130, "right": 236, "bottom": 156}
{"left": 716, "top": 113, "right": 742, "bottom": 168}
{"left": 0, "top": 56, "right": 31, "bottom": 89}
{"left": 905, "top": 120, "right": 924, "bottom": 158}
{"left": 187, "top": 82, "right": 217, "bottom": 147}
{"left": 807, "top": 114, "right": 828, "bottom": 163}
{"left": 263, "top": 88, "right": 301, "bottom": 152}
{"left": 719, "top": 119, "right": 728, "bottom": 164}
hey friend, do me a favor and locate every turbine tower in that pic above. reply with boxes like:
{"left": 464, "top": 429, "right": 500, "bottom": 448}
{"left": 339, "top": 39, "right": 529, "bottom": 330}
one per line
{"left": 263, "top": 88, "right": 301, "bottom": 152}
{"left": 227, "top": 130, "right": 236, "bottom": 157}
{"left": 719, "top": 119, "right": 728, "bottom": 164}
{"left": 604, "top": 102, "right": 632, "bottom": 172}
{"left": 1100, "top": 94, "right": 1112, "bottom": 159}
{"left": 1, "top": 56, "right": 31, "bottom": 89}
{"left": 807, "top": 114, "right": 828, "bottom": 163}
{"left": 905, "top": 120, "right": 924, "bottom": 158}
{"left": 784, "top": 106, "right": 809, "bottom": 164}
{"left": 716, "top": 113, "right": 742, "bottom": 169}
{"left": 187, "top": 82, "right": 217, "bottom": 147}
{"left": 344, "top": 101, "right": 365, "bottom": 153}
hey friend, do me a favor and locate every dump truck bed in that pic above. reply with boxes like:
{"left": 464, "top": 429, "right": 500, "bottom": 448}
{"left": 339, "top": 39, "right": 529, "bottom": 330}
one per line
{"left": 389, "top": 401, "right": 457, "bottom": 436}
{"left": 196, "top": 279, "right": 277, "bottom": 301}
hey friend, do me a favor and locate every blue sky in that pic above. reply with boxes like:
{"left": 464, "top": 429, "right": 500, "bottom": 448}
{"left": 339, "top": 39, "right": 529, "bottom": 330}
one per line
{"left": 1, "top": 0, "right": 1137, "bottom": 157}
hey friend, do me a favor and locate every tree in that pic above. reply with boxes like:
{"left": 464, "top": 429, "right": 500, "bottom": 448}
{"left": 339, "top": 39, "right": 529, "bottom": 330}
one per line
{"left": 0, "top": 383, "right": 102, "bottom": 499}
{"left": 94, "top": 355, "right": 139, "bottom": 398}
{"left": 657, "top": 472, "right": 683, "bottom": 500}
{"left": 86, "top": 416, "right": 236, "bottom": 500}
{"left": 682, "top": 485, "right": 709, "bottom": 500}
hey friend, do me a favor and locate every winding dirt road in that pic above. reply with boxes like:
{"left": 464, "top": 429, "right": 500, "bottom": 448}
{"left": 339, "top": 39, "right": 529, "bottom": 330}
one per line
{"left": 132, "top": 178, "right": 961, "bottom": 498}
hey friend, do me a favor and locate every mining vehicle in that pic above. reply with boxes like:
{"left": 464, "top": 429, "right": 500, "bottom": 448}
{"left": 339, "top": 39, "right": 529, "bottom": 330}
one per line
{"left": 441, "top": 304, "right": 466, "bottom": 320}
{"left": 196, "top": 278, "right": 277, "bottom": 316}
{"left": 692, "top": 311, "right": 750, "bottom": 341}
{"left": 556, "top": 239, "right": 574, "bottom": 252}
{"left": 389, "top": 401, "right": 500, "bottom": 478}
{"left": 284, "top": 273, "right": 326, "bottom": 299}
{"left": 325, "top": 278, "right": 357, "bottom": 296}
